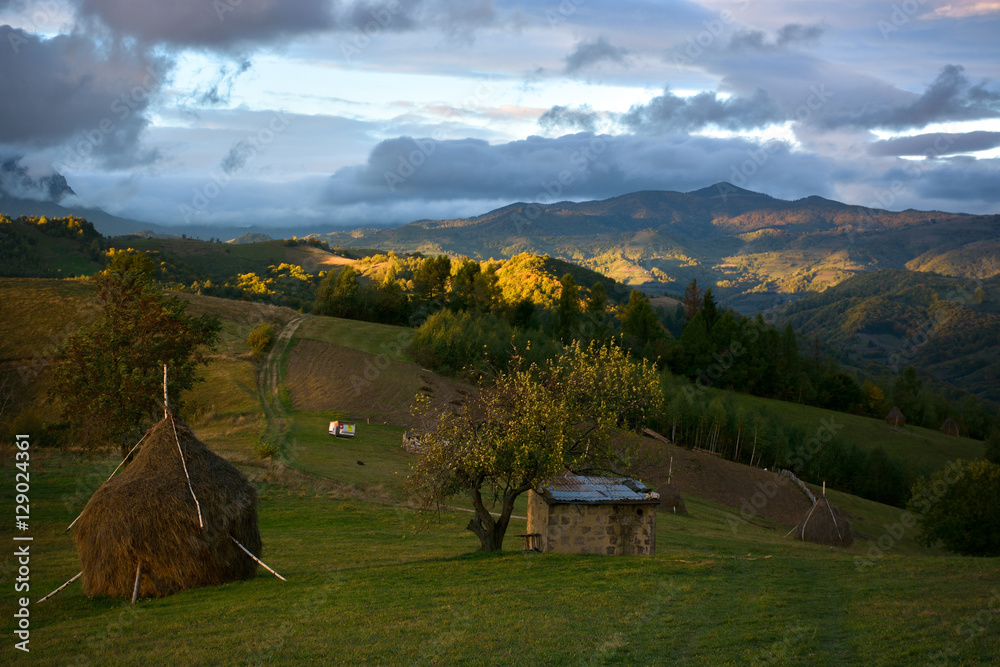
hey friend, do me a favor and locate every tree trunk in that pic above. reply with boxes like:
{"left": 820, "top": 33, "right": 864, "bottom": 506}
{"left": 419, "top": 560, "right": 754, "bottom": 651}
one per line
{"left": 465, "top": 484, "right": 530, "bottom": 551}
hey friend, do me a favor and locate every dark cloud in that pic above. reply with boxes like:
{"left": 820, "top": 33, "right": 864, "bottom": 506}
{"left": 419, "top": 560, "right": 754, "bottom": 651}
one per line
{"left": 868, "top": 131, "right": 1000, "bottom": 157}
{"left": 538, "top": 105, "right": 599, "bottom": 132}
{"left": 729, "top": 23, "right": 826, "bottom": 52}
{"left": 196, "top": 58, "right": 253, "bottom": 106}
{"left": 564, "top": 36, "right": 630, "bottom": 73}
{"left": 621, "top": 88, "right": 784, "bottom": 133}
{"left": 819, "top": 65, "right": 1000, "bottom": 130}
{"left": 220, "top": 140, "right": 252, "bottom": 175}
{"left": 0, "top": 25, "right": 167, "bottom": 166}
{"left": 908, "top": 156, "right": 1000, "bottom": 207}
{"left": 74, "top": 0, "right": 334, "bottom": 48}
{"left": 323, "top": 132, "right": 832, "bottom": 208}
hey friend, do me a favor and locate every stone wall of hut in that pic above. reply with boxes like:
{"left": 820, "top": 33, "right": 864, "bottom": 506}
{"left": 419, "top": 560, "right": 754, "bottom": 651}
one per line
{"left": 526, "top": 491, "right": 657, "bottom": 555}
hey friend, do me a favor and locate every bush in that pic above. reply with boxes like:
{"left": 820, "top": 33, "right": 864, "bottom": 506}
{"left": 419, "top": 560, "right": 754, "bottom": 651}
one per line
{"left": 253, "top": 437, "right": 280, "bottom": 460}
{"left": 247, "top": 322, "right": 275, "bottom": 360}
{"left": 908, "top": 459, "right": 1000, "bottom": 556}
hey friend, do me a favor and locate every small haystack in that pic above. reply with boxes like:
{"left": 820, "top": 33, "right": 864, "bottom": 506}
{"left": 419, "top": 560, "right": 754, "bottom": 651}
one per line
{"left": 73, "top": 415, "right": 261, "bottom": 598}
{"left": 657, "top": 484, "right": 688, "bottom": 515}
{"left": 886, "top": 406, "right": 906, "bottom": 428}
{"left": 795, "top": 497, "right": 853, "bottom": 548}
{"left": 940, "top": 418, "right": 960, "bottom": 436}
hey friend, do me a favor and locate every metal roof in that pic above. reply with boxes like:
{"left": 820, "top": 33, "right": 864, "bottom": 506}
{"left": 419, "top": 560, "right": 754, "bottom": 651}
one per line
{"left": 537, "top": 473, "right": 660, "bottom": 505}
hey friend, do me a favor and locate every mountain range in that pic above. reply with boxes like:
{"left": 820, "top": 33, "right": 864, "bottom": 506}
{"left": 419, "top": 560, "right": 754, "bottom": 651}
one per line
{"left": 320, "top": 183, "right": 1000, "bottom": 311}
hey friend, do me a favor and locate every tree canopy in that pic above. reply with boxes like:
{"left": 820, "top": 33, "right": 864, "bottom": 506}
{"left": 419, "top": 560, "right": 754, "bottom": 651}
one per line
{"left": 408, "top": 340, "right": 662, "bottom": 551}
{"left": 52, "top": 251, "right": 220, "bottom": 456}
{"left": 908, "top": 459, "right": 1000, "bottom": 556}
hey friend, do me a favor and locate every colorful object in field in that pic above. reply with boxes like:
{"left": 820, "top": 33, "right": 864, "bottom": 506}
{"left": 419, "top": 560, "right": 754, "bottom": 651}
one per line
{"left": 329, "top": 421, "right": 356, "bottom": 438}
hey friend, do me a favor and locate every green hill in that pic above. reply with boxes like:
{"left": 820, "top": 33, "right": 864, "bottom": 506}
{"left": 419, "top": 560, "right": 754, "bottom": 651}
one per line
{"left": 774, "top": 269, "right": 1000, "bottom": 403}
{"left": 2, "top": 284, "right": 999, "bottom": 664}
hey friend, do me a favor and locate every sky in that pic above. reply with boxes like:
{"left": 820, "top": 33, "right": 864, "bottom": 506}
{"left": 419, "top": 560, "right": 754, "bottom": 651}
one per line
{"left": 1, "top": 0, "right": 998, "bottom": 229}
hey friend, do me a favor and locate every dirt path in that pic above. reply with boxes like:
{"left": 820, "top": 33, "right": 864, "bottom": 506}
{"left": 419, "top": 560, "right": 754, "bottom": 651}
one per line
{"left": 259, "top": 315, "right": 309, "bottom": 449}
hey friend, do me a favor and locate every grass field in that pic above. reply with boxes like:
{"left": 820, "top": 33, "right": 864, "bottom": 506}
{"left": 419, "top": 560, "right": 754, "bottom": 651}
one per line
{"left": 3, "top": 278, "right": 999, "bottom": 664}
{"left": 3, "top": 448, "right": 999, "bottom": 666}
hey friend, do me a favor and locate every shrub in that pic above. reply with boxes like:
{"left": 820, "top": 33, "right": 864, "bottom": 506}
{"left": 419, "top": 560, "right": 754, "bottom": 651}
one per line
{"left": 247, "top": 322, "right": 274, "bottom": 360}
{"left": 908, "top": 459, "right": 1000, "bottom": 556}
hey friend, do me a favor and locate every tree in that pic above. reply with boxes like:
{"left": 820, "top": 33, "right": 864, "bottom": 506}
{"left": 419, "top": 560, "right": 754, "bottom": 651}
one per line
{"left": 314, "top": 266, "right": 360, "bottom": 318}
{"left": 682, "top": 278, "right": 704, "bottom": 320}
{"left": 701, "top": 288, "right": 719, "bottom": 332}
{"left": 52, "top": 251, "right": 220, "bottom": 457}
{"left": 908, "top": 459, "right": 1000, "bottom": 556}
{"left": 408, "top": 341, "right": 662, "bottom": 551}
{"left": 620, "top": 290, "right": 666, "bottom": 352}
{"left": 556, "top": 273, "right": 581, "bottom": 340}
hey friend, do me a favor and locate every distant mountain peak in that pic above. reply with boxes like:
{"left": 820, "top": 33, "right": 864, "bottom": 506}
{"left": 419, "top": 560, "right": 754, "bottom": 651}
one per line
{"left": 0, "top": 158, "right": 75, "bottom": 203}
{"left": 688, "top": 182, "right": 773, "bottom": 199}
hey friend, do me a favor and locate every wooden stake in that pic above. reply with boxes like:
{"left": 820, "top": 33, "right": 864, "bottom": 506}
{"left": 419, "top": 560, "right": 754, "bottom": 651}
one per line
{"left": 163, "top": 363, "right": 168, "bottom": 419}
{"left": 230, "top": 536, "right": 287, "bottom": 581}
{"left": 66, "top": 431, "right": 150, "bottom": 532}
{"left": 37, "top": 572, "right": 81, "bottom": 603}
{"left": 131, "top": 563, "right": 142, "bottom": 604}
{"left": 171, "top": 415, "right": 204, "bottom": 529}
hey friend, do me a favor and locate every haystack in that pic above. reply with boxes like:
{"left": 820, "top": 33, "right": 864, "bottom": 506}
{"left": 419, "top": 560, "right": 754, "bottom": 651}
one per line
{"left": 657, "top": 484, "right": 688, "bottom": 515}
{"left": 940, "top": 418, "right": 960, "bottom": 436}
{"left": 73, "top": 415, "right": 261, "bottom": 598}
{"left": 886, "top": 406, "right": 906, "bottom": 428}
{"left": 795, "top": 497, "right": 853, "bottom": 548}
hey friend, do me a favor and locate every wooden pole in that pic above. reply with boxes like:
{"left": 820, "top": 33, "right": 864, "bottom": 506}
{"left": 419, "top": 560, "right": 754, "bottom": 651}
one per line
{"left": 163, "top": 364, "right": 168, "bottom": 419}
{"left": 171, "top": 415, "right": 204, "bottom": 529}
{"left": 65, "top": 431, "right": 149, "bottom": 532}
{"left": 37, "top": 572, "right": 82, "bottom": 603}
{"left": 230, "top": 536, "right": 287, "bottom": 581}
{"left": 131, "top": 563, "right": 142, "bottom": 604}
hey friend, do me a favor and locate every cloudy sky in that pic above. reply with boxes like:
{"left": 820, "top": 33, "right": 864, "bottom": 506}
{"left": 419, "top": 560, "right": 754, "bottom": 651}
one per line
{"left": 1, "top": 0, "right": 998, "bottom": 228}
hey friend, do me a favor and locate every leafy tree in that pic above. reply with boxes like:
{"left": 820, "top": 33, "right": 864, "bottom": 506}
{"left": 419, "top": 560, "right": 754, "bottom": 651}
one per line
{"left": 314, "top": 266, "right": 360, "bottom": 318}
{"left": 414, "top": 255, "right": 452, "bottom": 307}
{"left": 246, "top": 322, "right": 274, "bottom": 360}
{"left": 908, "top": 459, "right": 1000, "bottom": 556}
{"left": 408, "top": 341, "right": 662, "bottom": 551}
{"left": 52, "top": 251, "right": 220, "bottom": 457}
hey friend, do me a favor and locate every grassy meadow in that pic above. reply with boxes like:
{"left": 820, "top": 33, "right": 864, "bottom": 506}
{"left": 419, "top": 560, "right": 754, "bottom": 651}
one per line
{"left": 2, "top": 278, "right": 999, "bottom": 664}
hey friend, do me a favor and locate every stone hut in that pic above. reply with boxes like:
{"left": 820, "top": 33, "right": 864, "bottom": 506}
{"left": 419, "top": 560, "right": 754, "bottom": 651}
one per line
{"left": 525, "top": 472, "right": 661, "bottom": 555}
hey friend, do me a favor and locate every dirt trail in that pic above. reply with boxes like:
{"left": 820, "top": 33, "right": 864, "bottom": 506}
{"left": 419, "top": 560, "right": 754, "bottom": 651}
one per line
{"left": 259, "top": 315, "right": 308, "bottom": 446}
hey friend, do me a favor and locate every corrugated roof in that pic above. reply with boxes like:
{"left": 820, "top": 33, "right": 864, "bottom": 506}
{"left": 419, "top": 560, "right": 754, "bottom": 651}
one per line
{"left": 538, "top": 473, "right": 659, "bottom": 505}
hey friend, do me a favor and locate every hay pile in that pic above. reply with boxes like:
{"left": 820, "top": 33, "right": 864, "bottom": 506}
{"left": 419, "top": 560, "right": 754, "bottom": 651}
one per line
{"left": 886, "top": 406, "right": 906, "bottom": 428}
{"left": 940, "top": 418, "right": 960, "bottom": 436}
{"left": 73, "top": 415, "right": 260, "bottom": 598}
{"left": 795, "top": 497, "right": 853, "bottom": 548}
{"left": 657, "top": 484, "right": 688, "bottom": 515}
